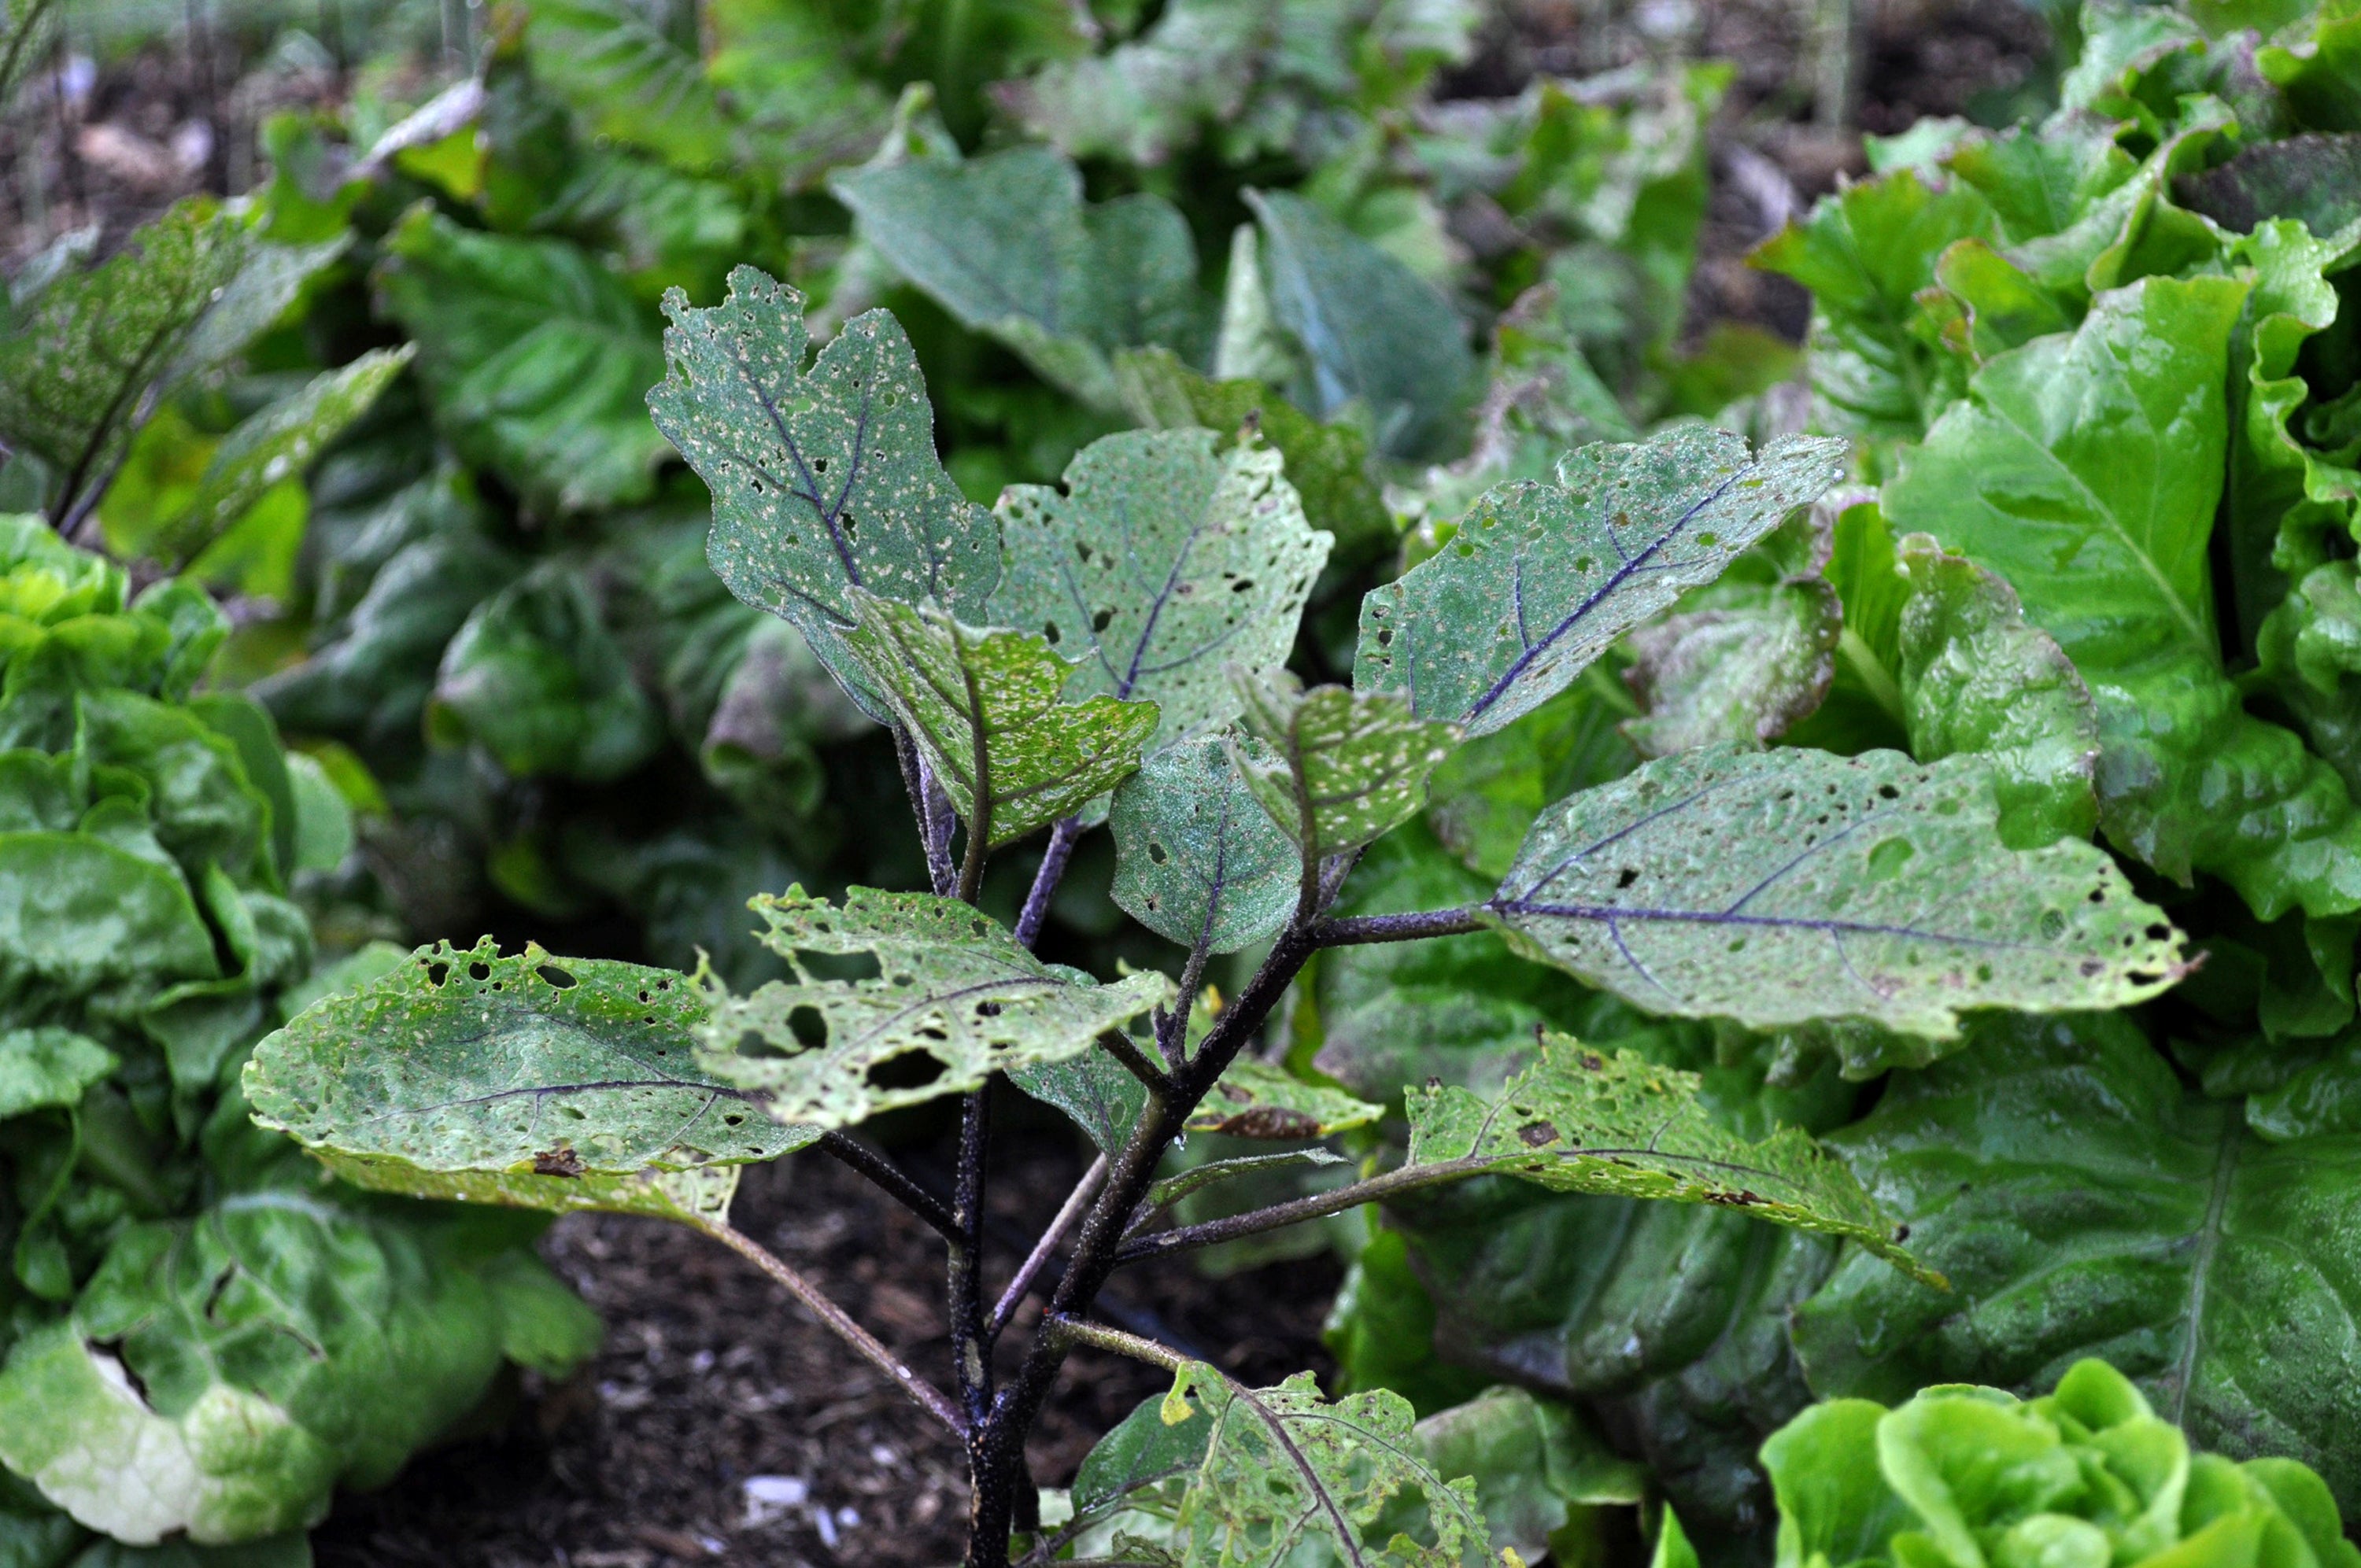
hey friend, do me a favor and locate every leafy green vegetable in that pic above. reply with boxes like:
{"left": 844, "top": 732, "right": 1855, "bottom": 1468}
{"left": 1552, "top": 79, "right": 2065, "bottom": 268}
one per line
{"left": 696, "top": 887, "right": 1170, "bottom": 1127}
{"left": 646, "top": 267, "right": 999, "bottom": 716}
{"left": 1110, "top": 738, "right": 1298, "bottom": 954}
{"left": 832, "top": 148, "right": 1210, "bottom": 411}
{"left": 429, "top": 566, "right": 664, "bottom": 784}
{"left": 376, "top": 207, "right": 670, "bottom": 515}
{"left": 1621, "top": 577, "right": 1842, "bottom": 758}
{"left": 844, "top": 590, "right": 1161, "bottom": 849}
{"left": 992, "top": 428, "right": 1331, "bottom": 749}
{"left": 1355, "top": 427, "right": 1846, "bottom": 736}
{"left": 1486, "top": 746, "right": 2185, "bottom": 1036}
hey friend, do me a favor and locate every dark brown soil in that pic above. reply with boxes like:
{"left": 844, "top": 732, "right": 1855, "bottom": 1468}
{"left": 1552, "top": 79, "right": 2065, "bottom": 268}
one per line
{"left": 311, "top": 1131, "right": 1342, "bottom": 1568}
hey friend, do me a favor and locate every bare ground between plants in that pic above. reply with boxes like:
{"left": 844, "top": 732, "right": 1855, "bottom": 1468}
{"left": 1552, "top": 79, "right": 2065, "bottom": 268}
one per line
{"left": 310, "top": 1134, "right": 1343, "bottom": 1568}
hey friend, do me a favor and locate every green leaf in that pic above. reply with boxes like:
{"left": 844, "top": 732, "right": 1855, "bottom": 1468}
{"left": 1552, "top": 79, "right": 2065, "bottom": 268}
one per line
{"left": 1484, "top": 745, "right": 2187, "bottom": 1038}
{"left": 1752, "top": 172, "right": 1997, "bottom": 448}
{"left": 1404, "top": 1038, "right": 1934, "bottom": 1283}
{"left": 2176, "top": 133, "right": 2361, "bottom": 239}
{"left": 992, "top": 427, "right": 1332, "bottom": 749}
{"left": 1421, "top": 677, "right": 1639, "bottom": 882}
{"left": 430, "top": 566, "right": 665, "bottom": 784}
{"left": 844, "top": 589, "right": 1160, "bottom": 849}
{"left": 1244, "top": 189, "right": 1477, "bottom": 462}
{"left": 1885, "top": 272, "right": 2361, "bottom": 920}
{"left": 1113, "top": 346, "right": 1393, "bottom": 560}
{"left": 1069, "top": 1363, "right": 1495, "bottom": 1566}
{"left": 1793, "top": 1011, "right": 2361, "bottom": 1516}
{"left": 646, "top": 267, "right": 1000, "bottom": 718}
{"left": 1892, "top": 533, "right": 2099, "bottom": 849}
{"left": 696, "top": 887, "right": 1171, "bottom": 1130}
{"left": 375, "top": 207, "right": 668, "bottom": 514}
{"left": 1110, "top": 737, "right": 1298, "bottom": 954}
{"left": 0, "top": 1030, "right": 116, "bottom": 1120}
{"left": 1232, "top": 669, "right": 1461, "bottom": 865}
{"left": 0, "top": 832, "right": 220, "bottom": 1006}
{"left": 1621, "top": 577, "right": 1842, "bottom": 758}
{"left": 1354, "top": 426, "right": 1846, "bottom": 737}
{"left": 1381, "top": 1388, "right": 1647, "bottom": 1565}
{"left": 1014, "top": 1046, "right": 1378, "bottom": 1153}
{"left": 1760, "top": 1400, "right": 1914, "bottom": 1568}
{"left": 519, "top": 0, "right": 737, "bottom": 171}
{"left": 245, "top": 937, "right": 810, "bottom": 1219}
{"left": 0, "top": 201, "right": 249, "bottom": 515}
{"left": 830, "top": 147, "right": 1209, "bottom": 411}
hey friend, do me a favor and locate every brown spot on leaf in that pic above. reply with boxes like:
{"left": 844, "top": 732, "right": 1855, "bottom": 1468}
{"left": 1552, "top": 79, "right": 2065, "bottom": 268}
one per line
{"left": 1206, "top": 1106, "right": 1322, "bottom": 1140}
{"left": 534, "top": 1147, "right": 586, "bottom": 1178}
{"left": 1518, "top": 1121, "right": 1560, "bottom": 1147}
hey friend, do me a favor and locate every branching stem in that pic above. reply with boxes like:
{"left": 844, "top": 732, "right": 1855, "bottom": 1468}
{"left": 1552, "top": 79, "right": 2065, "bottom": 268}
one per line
{"left": 1310, "top": 906, "right": 1487, "bottom": 946}
{"left": 700, "top": 1217, "right": 966, "bottom": 1437}
{"left": 815, "top": 1131, "right": 960, "bottom": 1243}
{"left": 948, "top": 1085, "right": 993, "bottom": 1426}
{"left": 1014, "top": 816, "right": 1081, "bottom": 949}
{"left": 1047, "top": 1312, "right": 1187, "bottom": 1372}
{"left": 988, "top": 1153, "right": 1107, "bottom": 1340}
{"left": 1114, "top": 1157, "right": 1487, "bottom": 1266}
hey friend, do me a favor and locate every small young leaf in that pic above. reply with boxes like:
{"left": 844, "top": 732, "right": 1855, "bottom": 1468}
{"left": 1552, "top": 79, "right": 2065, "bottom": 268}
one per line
{"left": 992, "top": 428, "right": 1332, "bottom": 748}
{"left": 1355, "top": 427, "right": 1846, "bottom": 737}
{"left": 698, "top": 887, "right": 1172, "bottom": 1129}
{"left": 1110, "top": 738, "right": 1298, "bottom": 954}
{"left": 1484, "top": 746, "right": 2186, "bottom": 1038}
{"left": 1893, "top": 533, "right": 2100, "bottom": 849}
{"left": 831, "top": 148, "right": 1208, "bottom": 411}
{"left": 0, "top": 1028, "right": 117, "bottom": 1119}
{"left": 1014, "top": 1046, "right": 1379, "bottom": 1153}
{"left": 245, "top": 938, "right": 810, "bottom": 1214}
{"left": 844, "top": 589, "right": 1161, "bottom": 849}
{"left": 1403, "top": 1037, "right": 1936, "bottom": 1283}
{"left": 1232, "top": 669, "right": 1461, "bottom": 863}
{"left": 1622, "top": 578, "right": 1842, "bottom": 758}
{"left": 646, "top": 267, "right": 999, "bottom": 717}
{"left": 1071, "top": 1363, "right": 1496, "bottom": 1566}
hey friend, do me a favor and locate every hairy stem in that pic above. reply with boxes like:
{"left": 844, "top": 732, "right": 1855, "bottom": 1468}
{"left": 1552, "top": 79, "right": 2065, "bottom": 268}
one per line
{"left": 1114, "top": 1157, "right": 1486, "bottom": 1266}
{"left": 988, "top": 1153, "right": 1107, "bottom": 1340}
{"left": 896, "top": 726, "right": 959, "bottom": 898}
{"left": 700, "top": 1217, "right": 965, "bottom": 1436}
{"left": 1096, "top": 1028, "right": 1173, "bottom": 1095}
{"left": 1014, "top": 816, "right": 1081, "bottom": 949}
{"left": 1048, "top": 1312, "right": 1187, "bottom": 1371}
{"left": 949, "top": 1086, "right": 993, "bottom": 1424}
{"left": 1310, "top": 906, "right": 1487, "bottom": 946}
{"left": 815, "top": 1131, "right": 960, "bottom": 1242}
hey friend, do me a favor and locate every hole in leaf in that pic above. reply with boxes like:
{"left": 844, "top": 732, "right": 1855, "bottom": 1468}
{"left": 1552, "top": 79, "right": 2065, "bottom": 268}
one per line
{"left": 427, "top": 962, "right": 450, "bottom": 987}
{"left": 1865, "top": 839, "right": 1914, "bottom": 880}
{"left": 786, "top": 1006, "right": 829, "bottom": 1049}
{"left": 866, "top": 1053, "right": 948, "bottom": 1091}
{"left": 469, "top": 961, "right": 492, "bottom": 981}
{"left": 538, "top": 964, "right": 577, "bottom": 989}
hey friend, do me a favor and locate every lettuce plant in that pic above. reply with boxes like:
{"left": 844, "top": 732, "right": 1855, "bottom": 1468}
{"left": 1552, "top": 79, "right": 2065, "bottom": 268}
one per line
{"left": 243, "top": 272, "right": 2193, "bottom": 1566}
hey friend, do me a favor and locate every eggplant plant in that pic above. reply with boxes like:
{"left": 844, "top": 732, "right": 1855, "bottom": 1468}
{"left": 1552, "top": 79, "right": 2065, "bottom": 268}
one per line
{"left": 243, "top": 275, "right": 2193, "bottom": 1566}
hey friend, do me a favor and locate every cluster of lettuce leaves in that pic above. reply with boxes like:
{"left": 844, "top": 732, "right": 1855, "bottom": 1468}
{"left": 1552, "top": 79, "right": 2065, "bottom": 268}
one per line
{"left": 0, "top": 521, "right": 596, "bottom": 1566}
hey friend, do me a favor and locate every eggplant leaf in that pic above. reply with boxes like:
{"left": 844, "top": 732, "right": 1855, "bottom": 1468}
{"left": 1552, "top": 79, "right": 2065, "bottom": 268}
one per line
{"left": 1484, "top": 746, "right": 2185, "bottom": 1037}
{"left": 1356, "top": 426, "right": 1845, "bottom": 737}
{"left": 1231, "top": 670, "right": 1461, "bottom": 865}
{"left": 696, "top": 887, "right": 1171, "bottom": 1129}
{"left": 1110, "top": 737, "right": 1299, "bottom": 954}
{"left": 992, "top": 428, "right": 1332, "bottom": 749}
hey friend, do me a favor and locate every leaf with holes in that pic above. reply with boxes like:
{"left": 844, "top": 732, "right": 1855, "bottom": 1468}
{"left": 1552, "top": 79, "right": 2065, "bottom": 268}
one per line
{"left": 0, "top": 199, "right": 249, "bottom": 517}
{"left": 1483, "top": 746, "right": 2186, "bottom": 1038}
{"left": 1621, "top": 578, "right": 1842, "bottom": 758}
{"left": 1012, "top": 1048, "right": 1380, "bottom": 1153}
{"left": 244, "top": 937, "right": 811, "bottom": 1220}
{"left": 697, "top": 887, "right": 1172, "bottom": 1130}
{"left": 1110, "top": 737, "right": 1298, "bottom": 954}
{"left": 992, "top": 428, "right": 1332, "bottom": 750}
{"left": 1231, "top": 669, "right": 1461, "bottom": 865}
{"left": 1403, "top": 1037, "right": 1936, "bottom": 1284}
{"left": 831, "top": 147, "right": 1210, "bottom": 411}
{"left": 1355, "top": 427, "right": 1846, "bottom": 738}
{"left": 646, "top": 266, "right": 999, "bottom": 718}
{"left": 1066, "top": 1363, "right": 1496, "bottom": 1566}
{"left": 844, "top": 588, "right": 1160, "bottom": 849}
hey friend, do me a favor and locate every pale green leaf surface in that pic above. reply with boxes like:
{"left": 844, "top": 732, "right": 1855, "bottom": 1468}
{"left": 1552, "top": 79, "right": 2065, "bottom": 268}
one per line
{"left": 1421, "top": 677, "right": 1639, "bottom": 881}
{"left": 992, "top": 428, "right": 1331, "bottom": 748}
{"left": 1014, "top": 1046, "right": 1379, "bottom": 1153}
{"left": 0, "top": 201, "right": 248, "bottom": 510}
{"left": 1892, "top": 533, "right": 2099, "bottom": 849}
{"left": 0, "top": 1028, "right": 116, "bottom": 1120}
{"left": 520, "top": 0, "right": 736, "bottom": 170}
{"left": 1246, "top": 189, "right": 1476, "bottom": 463}
{"left": 1621, "top": 579, "right": 1842, "bottom": 758}
{"left": 646, "top": 267, "right": 999, "bottom": 718}
{"left": 1794, "top": 1012, "right": 2361, "bottom": 1516}
{"left": 1072, "top": 1364, "right": 1495, "bottom": 1566}
{"left": 1232, "top": 670, "right": 1461, "bottom": 862}
{"left": 1110, "top": 737, "right": 1298, "bottom": 954}
{"left": 1484, "top": 746, "right": 2186, "bottom": 1038}
{"left": 697, "top": 887, "right": 1171, "bottom": 1129}
{"left": 1354, "top": 427, "right": 1846, "bottom": 737}
{"left": 844, "top": 590, "right": 1160, "bottom": 848}
{"left": 1884, "top": 273, "right": 2361, "bottom": 920}
{"left": 376, "top": 208, "right": 667, "bottom": 514}
{"left": 245, "top": 938, "right": 807, "bottom": 1200}
{"left": 830, "top": 149, "right": 1207, "bottom": 411}
{"left": 1404, "top": 1039, "right": 1933, "bottom": 1282}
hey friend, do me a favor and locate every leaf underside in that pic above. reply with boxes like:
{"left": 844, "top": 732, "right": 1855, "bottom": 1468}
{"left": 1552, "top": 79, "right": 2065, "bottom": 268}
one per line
{"left": 1485, "top": 745, "right": 2186, "bottom": 1038}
